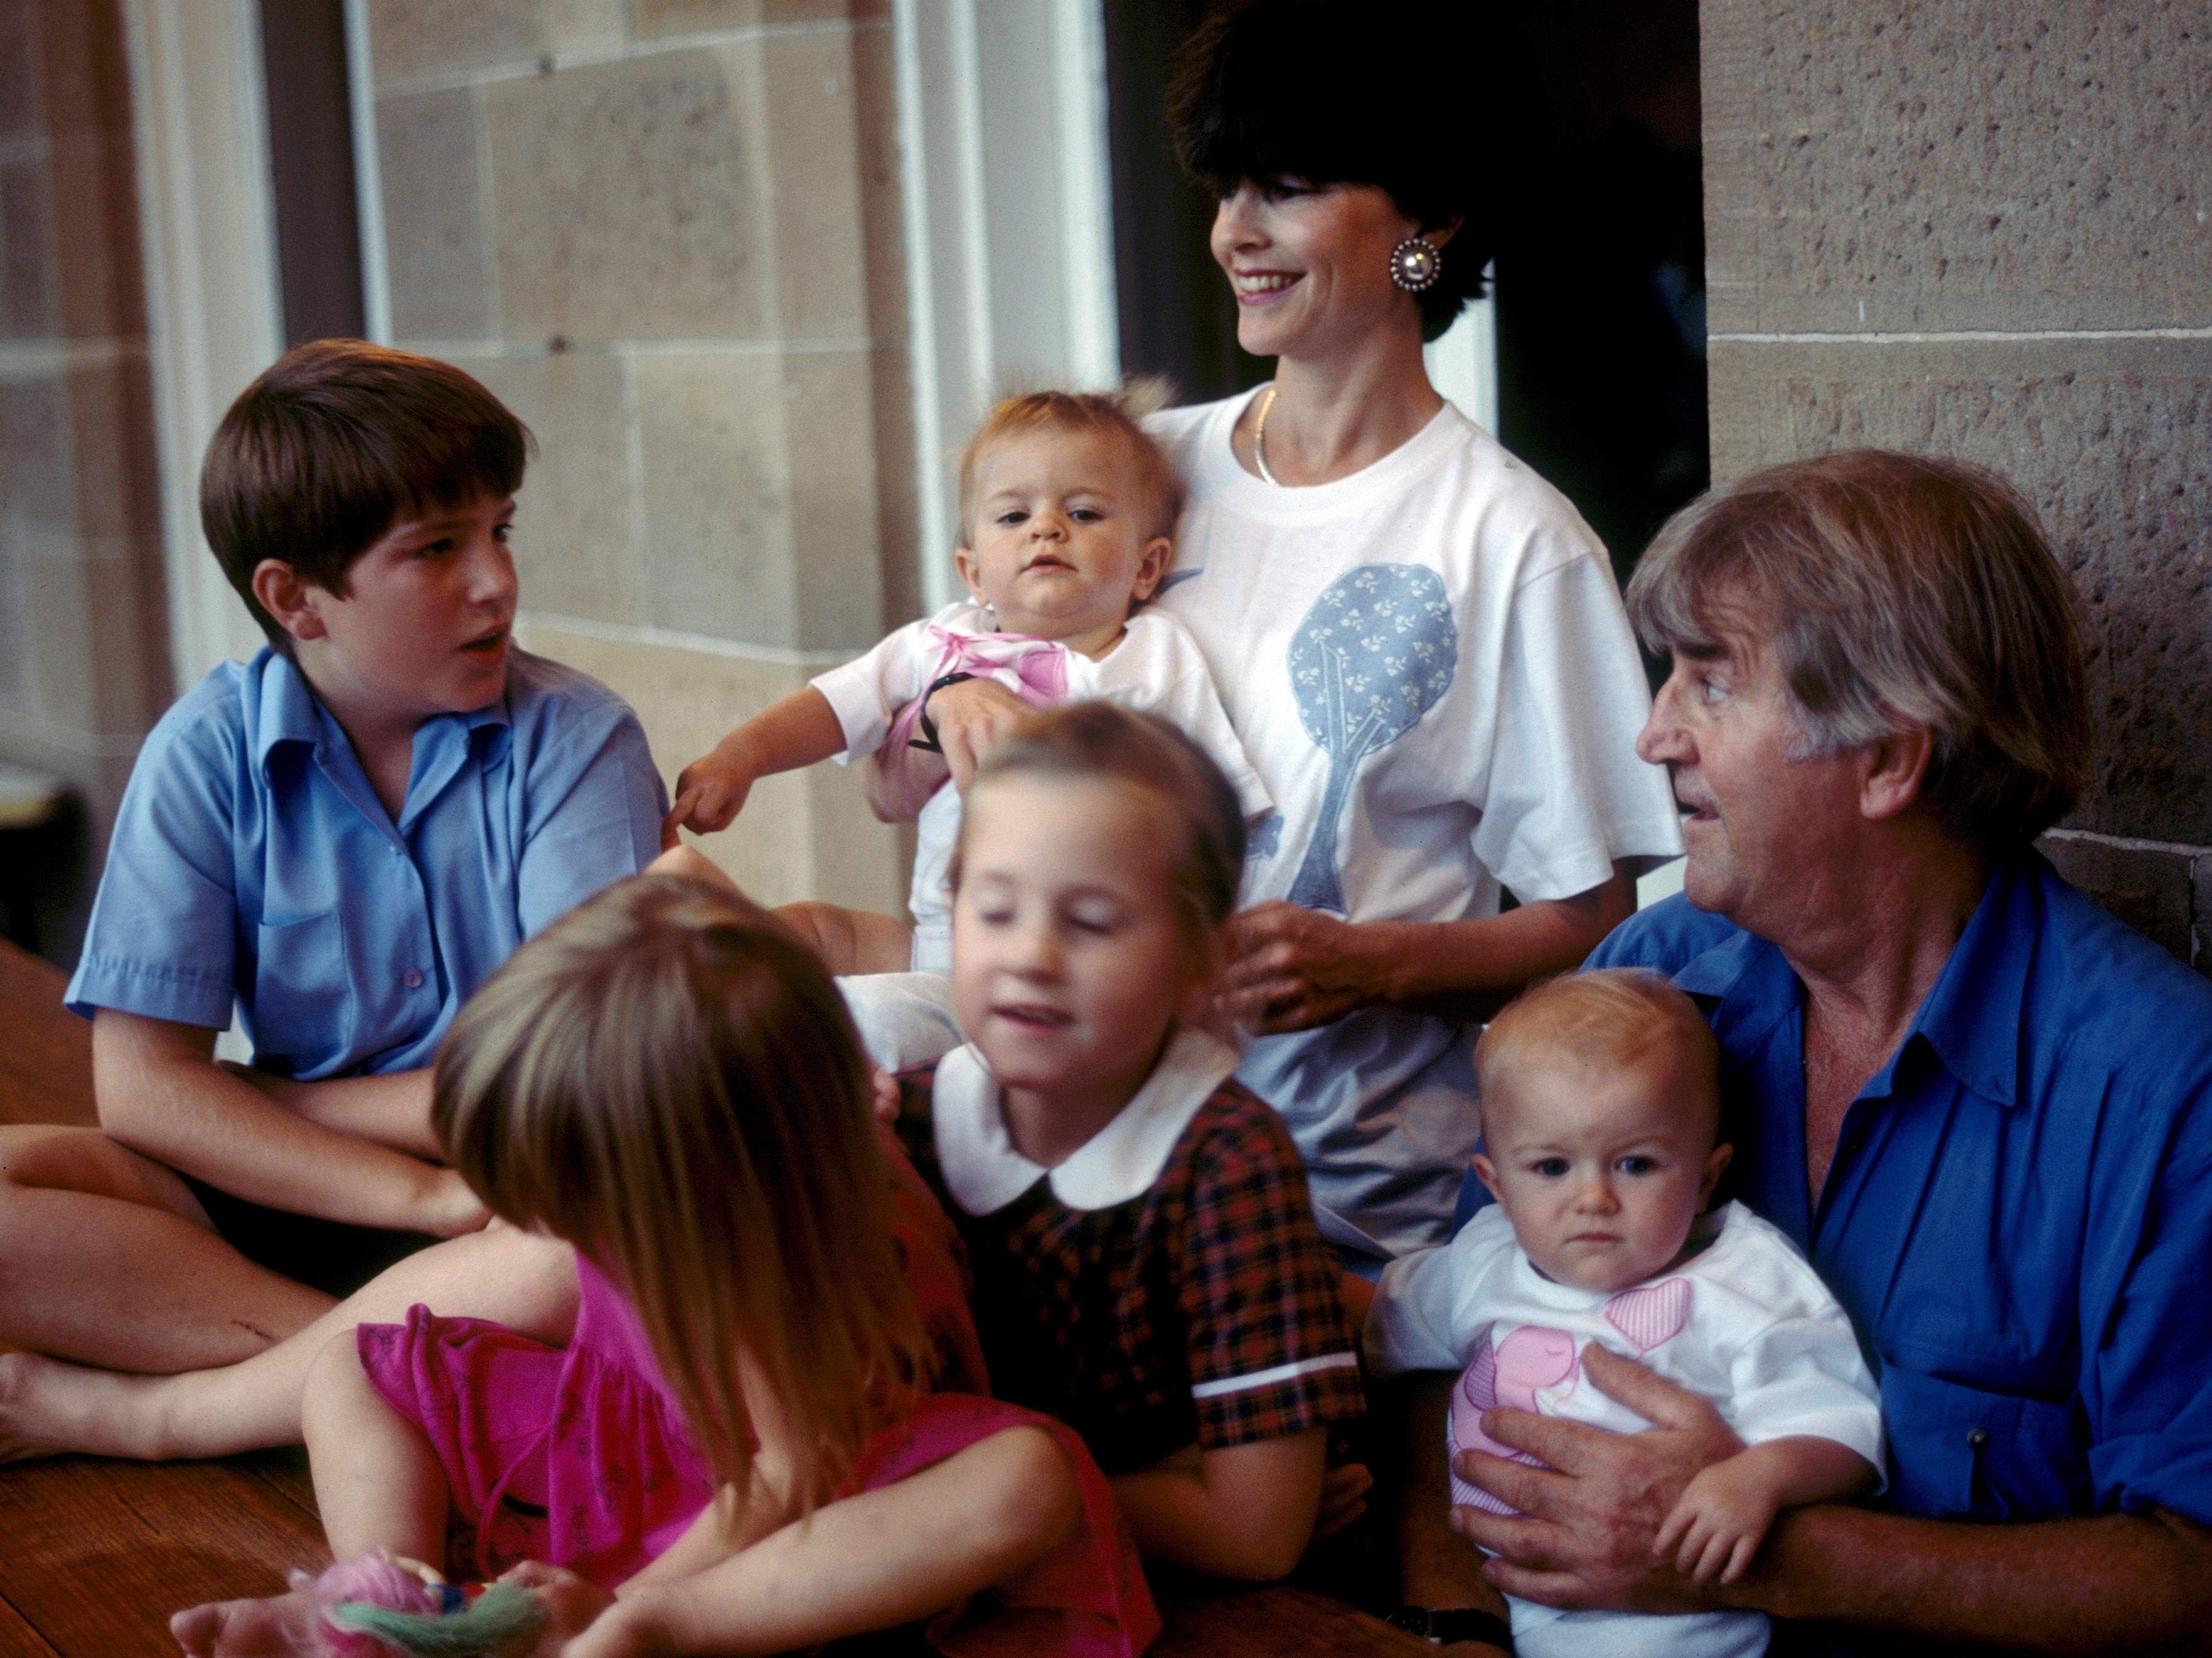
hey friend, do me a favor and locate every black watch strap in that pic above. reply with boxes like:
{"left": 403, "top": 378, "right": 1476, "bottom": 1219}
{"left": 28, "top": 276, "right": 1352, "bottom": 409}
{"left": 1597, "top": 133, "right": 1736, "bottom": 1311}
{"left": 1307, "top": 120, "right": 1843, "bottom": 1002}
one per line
{"left": 1384, "top": 1604, "right": 1515, "bottom": 1650}
{"left": 908, "top": 672, "right": 978, "bottom": 753}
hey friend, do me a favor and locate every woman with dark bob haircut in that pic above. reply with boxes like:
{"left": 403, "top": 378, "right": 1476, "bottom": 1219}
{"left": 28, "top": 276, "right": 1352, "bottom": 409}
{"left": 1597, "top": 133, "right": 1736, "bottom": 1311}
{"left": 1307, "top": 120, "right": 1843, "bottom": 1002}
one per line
{"left": 913, "top": 0, "right": 1683, "bottom": 1269}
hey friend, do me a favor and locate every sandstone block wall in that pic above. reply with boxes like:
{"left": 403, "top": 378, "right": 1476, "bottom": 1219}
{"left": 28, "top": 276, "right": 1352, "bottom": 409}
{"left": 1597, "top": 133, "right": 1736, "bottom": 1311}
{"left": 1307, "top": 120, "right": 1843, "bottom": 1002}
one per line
{"left": 0, "top": 0, "right": 170, "bottom": 958}
{"left": 365, "top": 0, "right": 913, "bottom": 912}
{"left": 1701, "top": 0, "right": 2211, "bottom": 971}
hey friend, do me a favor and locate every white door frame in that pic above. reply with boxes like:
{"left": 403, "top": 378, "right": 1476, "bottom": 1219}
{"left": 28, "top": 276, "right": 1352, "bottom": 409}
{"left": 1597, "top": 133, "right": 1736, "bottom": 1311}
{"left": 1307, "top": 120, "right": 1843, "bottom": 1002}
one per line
{"left": 122, "top": 0, "right": 287, "bottom": 688}
{"left": 892, "top": 0, "right": 1121, "bottom": 612}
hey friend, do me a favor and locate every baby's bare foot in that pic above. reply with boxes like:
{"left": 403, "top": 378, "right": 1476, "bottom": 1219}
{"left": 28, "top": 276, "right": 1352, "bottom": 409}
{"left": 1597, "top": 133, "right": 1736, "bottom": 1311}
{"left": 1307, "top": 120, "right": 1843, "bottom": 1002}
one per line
{"left": 0, "top": 1349, "right": 170, "bottom": 1461}
{"left": 169, "top": 1585, "right": 325, "bottom": 1657}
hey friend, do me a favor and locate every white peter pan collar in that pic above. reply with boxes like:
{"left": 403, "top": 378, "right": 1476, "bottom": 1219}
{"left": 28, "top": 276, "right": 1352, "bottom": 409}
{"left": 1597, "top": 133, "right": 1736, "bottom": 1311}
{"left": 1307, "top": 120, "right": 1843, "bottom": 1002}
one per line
{"left": 932, "top": 1026, "right": 1241, "bottom": 1216}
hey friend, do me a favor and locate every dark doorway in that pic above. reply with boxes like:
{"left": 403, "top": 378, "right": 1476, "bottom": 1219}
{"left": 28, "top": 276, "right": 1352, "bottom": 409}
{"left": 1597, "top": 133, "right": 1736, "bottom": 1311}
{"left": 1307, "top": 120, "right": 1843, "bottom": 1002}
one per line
{"left": 257, "top": 3, "right": 368, "bottom": 346}
{"left": 1099, "top": 1, "right": 1708, "bottom": 597}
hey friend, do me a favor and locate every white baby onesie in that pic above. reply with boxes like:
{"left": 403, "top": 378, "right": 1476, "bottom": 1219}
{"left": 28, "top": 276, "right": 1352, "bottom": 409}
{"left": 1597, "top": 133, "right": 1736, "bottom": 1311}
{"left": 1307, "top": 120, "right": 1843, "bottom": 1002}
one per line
{"left": 810, "top": 601, "right": 1270, "bottom": 973}
{"left": 1368, "top": 1201, "right": 1884, "bottom": 1658}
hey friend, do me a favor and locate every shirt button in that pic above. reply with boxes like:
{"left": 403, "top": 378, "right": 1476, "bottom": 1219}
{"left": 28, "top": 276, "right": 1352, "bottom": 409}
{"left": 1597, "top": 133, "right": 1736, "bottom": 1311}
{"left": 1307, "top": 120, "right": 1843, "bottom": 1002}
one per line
{"left": 1966, "top": 1426, "right": 1990, "bottom": 1449}
{"left": 403, "top": 969, "right": 424, "bottom": 989}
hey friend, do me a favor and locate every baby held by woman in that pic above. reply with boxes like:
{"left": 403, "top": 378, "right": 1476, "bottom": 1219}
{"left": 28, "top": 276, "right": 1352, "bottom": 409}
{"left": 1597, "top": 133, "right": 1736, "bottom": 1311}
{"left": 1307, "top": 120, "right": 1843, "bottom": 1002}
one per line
{"left": 1369, "top": 971, "right": 1885, "bottom": 1658}
{"left": 667, "top": 383, "right": 1268, "bottom": 976}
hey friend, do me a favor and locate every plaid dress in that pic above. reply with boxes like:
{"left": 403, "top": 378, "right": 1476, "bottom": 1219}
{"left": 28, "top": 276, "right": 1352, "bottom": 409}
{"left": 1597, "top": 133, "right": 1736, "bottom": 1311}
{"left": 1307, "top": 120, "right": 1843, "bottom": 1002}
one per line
{"left": 894, "top": 1027, "right": 1365, "bottom": 1477}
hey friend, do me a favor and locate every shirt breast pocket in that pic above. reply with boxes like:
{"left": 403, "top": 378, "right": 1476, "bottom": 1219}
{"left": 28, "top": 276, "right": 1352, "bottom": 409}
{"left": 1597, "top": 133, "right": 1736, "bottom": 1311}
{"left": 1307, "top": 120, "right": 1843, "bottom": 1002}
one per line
{"left": 1877, "top": 1362, "right": 2092, "bottom": 1521}
{"left": 250, "top": 911, "right": 353, "bottom": 1073}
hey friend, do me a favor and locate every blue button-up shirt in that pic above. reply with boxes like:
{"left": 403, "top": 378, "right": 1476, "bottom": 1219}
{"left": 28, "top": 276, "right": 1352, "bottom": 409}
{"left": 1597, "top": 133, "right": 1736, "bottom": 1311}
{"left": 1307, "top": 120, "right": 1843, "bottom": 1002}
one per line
{"left": 67, "top": 646, "right": 666, "bottom": 1078}
{"left": 1587, "top": 855, "right": 2212, "bottom": 1526}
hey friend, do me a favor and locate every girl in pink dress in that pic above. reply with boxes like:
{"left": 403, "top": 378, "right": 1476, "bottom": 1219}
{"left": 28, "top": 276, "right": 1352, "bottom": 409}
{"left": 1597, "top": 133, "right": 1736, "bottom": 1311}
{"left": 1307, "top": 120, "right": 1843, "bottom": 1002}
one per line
{"left": 172, "top": 874, "right": 1155, "bottom": 1658}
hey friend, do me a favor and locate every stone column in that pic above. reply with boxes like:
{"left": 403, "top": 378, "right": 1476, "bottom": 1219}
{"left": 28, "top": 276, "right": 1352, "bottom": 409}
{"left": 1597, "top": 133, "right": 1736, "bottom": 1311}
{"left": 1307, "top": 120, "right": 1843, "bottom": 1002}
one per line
{"left": 368, "top": 0, "right": 914, "bottom": 912}
{"left": 1701, "top": 0, "right": 2212, "bottom": 972}
{"left": 0, "top": 0, "right": 171, "bottom": 958}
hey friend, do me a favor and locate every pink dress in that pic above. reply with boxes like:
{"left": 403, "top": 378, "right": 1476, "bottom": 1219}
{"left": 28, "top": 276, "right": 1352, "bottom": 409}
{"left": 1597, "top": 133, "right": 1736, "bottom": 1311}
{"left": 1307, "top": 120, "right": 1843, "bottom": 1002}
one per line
{"left": 357, "top": 1144, "right": 1158, "bottom": 1656}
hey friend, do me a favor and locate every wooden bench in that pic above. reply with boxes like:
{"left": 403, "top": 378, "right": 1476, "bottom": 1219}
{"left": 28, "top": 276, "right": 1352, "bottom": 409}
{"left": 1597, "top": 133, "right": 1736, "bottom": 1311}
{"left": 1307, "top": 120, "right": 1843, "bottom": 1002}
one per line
{"left": 0, "top": 940, "right": 1428, "bottom": 1656}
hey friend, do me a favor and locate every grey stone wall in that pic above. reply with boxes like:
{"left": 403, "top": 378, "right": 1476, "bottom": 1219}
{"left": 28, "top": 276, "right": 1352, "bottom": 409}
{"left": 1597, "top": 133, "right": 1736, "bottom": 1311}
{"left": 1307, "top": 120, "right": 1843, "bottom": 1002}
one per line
{"left": 365, "top": 0, "right": 913, "bottom": 912}
{"left": 1701, "top": 0, "right": 2212, "bottom": 972}
{"left": 0, "top": 0, "right": 170, "bottom": 960}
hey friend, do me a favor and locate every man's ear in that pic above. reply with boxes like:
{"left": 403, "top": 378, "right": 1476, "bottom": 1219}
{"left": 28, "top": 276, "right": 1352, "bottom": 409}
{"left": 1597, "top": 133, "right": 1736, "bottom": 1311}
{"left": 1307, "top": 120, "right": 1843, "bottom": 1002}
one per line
{"left": 1860, "top": 724, "right": 1935, "bottom": 822}
{"left": 1699, "top": 1142, "right": 1734, "bottom": 1210}
{"left": 251, "top": 559, "right": 326, "bottom": 643}
{"left": 1130, "top": 536, "right": 1175, "bottom": 603}
{"left": 951, "top": 547, "right": 988, "bottom": 607}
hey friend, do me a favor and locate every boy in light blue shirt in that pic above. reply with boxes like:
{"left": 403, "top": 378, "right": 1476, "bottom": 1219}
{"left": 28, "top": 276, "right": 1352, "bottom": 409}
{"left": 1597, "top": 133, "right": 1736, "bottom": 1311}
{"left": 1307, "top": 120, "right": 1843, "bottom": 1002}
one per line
{"left": 0, "top": 341, "right": 664, "bottom": 1379}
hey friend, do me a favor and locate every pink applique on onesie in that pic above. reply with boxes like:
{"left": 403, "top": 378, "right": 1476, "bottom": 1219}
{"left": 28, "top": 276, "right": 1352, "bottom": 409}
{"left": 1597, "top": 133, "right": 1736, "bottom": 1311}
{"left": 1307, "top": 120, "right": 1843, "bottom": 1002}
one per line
{"left": 1447, "top": 1279, "right": 1693, "bottom": 1514}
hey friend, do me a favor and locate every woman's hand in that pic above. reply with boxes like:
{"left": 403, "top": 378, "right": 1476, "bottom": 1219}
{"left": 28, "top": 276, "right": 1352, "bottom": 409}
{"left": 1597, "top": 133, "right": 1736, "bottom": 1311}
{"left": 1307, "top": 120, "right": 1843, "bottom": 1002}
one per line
{"left": 1216, "top": 902, "right": 1388, "bottom": 1035}
{"left": 912, "top": 678, "right": 1035, "bottom": 790}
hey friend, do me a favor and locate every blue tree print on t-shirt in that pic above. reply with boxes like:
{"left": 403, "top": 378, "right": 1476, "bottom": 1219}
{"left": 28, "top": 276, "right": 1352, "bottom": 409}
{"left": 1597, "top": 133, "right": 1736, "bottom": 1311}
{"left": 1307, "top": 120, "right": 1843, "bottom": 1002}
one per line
{"left": 1285, "top": 564, "right": 1456, "bottom": 913}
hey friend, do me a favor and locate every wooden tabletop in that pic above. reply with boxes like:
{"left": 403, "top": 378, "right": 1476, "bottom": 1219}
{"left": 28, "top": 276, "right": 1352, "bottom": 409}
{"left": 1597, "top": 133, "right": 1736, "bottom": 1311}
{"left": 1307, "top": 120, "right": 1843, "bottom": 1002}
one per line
{"left": 0, "top": 941, "right": 1428, "bottom": 1655}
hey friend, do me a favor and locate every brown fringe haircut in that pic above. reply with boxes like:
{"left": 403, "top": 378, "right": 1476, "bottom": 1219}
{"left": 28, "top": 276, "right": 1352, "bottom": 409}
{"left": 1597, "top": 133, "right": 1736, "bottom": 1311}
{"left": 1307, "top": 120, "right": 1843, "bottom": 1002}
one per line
{"left": 201, "top": 339, "right": 531, "bottom": 650}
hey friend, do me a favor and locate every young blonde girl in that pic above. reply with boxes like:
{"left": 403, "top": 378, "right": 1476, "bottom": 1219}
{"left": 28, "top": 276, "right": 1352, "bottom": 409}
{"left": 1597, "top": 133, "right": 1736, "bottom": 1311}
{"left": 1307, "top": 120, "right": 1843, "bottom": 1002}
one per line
{"left": 890, "top": 703, "right": 1365, "bottom": 1581}
{"left": 171, "top": 875, "right": 1155, "bottom": 1658}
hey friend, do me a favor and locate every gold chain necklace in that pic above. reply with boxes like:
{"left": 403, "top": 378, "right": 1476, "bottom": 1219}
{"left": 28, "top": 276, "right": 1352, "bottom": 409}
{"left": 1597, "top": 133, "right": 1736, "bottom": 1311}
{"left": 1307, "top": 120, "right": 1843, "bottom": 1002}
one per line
{"left": 1253, "top": 385, "right": 1281, "bottom": 486}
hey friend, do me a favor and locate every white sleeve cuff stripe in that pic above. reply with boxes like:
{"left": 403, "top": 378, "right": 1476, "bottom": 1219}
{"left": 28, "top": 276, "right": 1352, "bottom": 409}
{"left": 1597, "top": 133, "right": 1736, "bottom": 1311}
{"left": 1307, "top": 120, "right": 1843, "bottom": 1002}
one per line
{"left": 1190, "top": 1350, "right": 1359, "bottom": 1400}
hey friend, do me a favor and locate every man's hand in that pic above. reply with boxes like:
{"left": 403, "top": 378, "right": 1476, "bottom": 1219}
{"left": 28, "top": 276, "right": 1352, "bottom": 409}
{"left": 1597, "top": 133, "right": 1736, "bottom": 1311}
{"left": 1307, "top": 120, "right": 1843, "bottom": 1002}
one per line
{"left": 1216, "top": 902, "right": 1384, "bottom": 1035}
{"left": 1453, "top": 1345, "right": 1743, "bottom": 1613}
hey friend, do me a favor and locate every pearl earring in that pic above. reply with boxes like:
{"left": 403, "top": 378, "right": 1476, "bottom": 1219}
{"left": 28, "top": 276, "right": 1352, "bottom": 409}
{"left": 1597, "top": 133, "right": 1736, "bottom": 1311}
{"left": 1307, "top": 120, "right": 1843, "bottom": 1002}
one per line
{"left": 1389, "top": 237, "right": 1441, "bottom": 292}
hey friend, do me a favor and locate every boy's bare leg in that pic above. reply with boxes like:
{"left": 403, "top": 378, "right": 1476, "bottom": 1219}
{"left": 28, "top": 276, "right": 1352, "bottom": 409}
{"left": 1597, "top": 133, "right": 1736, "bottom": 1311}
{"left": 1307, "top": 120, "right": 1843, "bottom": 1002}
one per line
{"left": 772, "top": 901, "right": 915, "bottom": 976}
{"left": 0, "top": 1125, "right": 334, "bottom": 1370}
{"left": 0, "top": 1223, "right": 575, "bottom": 1462}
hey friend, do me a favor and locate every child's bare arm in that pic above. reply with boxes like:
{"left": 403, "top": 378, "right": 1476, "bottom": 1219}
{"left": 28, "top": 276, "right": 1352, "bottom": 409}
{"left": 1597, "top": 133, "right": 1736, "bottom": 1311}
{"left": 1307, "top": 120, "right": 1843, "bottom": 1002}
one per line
{"left": 224, "top": 1064, "right": 439, "bottom": 1159}
{"left": 668, "top": 687, "right": 847, "bottom": 835}
{"left": 1112, "top": 1425, "right": 1328, "bottom": 1581}
{"left": 575, "top": 1425, "right": 1083, "bottom": 1657}
{"left": 771, "top": 901, "right": 915, "bottom": 976}
{"left": 1654, "top": 1434, "right": 1879, "bottom": 1585}
{"left": 94, "top": 1009, "right": 487, "bottom": 1237}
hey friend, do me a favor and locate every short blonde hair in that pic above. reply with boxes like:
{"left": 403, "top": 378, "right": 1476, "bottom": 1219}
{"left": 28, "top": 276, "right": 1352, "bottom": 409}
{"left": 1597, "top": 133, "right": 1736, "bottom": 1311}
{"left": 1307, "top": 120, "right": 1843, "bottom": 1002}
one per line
{"left": 1476, "top": 970, "right": 1721, "bottom": 1142}
{"left": 956, "top": 380, "right": 1186, "bottom": 545}
{"left": 433, "top": 874, "right": 928, "bottom": 1534}
{"left": 1627, "top": 449, "right": 2091, "bottom": 848}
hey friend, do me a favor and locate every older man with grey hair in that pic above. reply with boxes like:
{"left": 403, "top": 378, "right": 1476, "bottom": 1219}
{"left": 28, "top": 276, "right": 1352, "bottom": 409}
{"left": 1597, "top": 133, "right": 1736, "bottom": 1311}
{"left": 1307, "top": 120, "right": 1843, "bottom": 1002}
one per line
{"left": 1394, "top": 450, "right": 2212, "bottom": 1655}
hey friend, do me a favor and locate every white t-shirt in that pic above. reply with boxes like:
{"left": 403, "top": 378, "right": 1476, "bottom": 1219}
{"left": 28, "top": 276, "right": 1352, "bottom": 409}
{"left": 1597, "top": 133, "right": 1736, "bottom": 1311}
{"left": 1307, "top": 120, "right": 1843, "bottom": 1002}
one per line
{"left": 1368, "top": 1201, "right": 1884, "bottom": 1658}
{"left": 1147, "top": 392, "right": 1684, "bottom": 1258}
{"left": 811, "top": 601, "right": 1271, "bottom": 973}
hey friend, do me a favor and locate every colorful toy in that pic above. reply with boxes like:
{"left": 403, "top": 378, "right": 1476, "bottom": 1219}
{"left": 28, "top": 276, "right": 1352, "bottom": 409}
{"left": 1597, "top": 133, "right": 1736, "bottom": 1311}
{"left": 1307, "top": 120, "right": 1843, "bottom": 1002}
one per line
{"left": 303, "top": 1554, "right": 547, "bottom": 1657}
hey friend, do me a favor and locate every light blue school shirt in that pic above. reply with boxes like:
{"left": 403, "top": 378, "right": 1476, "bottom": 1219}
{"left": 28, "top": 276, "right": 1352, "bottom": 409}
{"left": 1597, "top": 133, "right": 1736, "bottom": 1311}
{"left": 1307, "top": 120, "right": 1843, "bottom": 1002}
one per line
{"left": 1587, "top": 855, "right": 2212, "bottom": 1527}
{"left": 67, "top": 646, "right": 666, "bottom": 1078}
